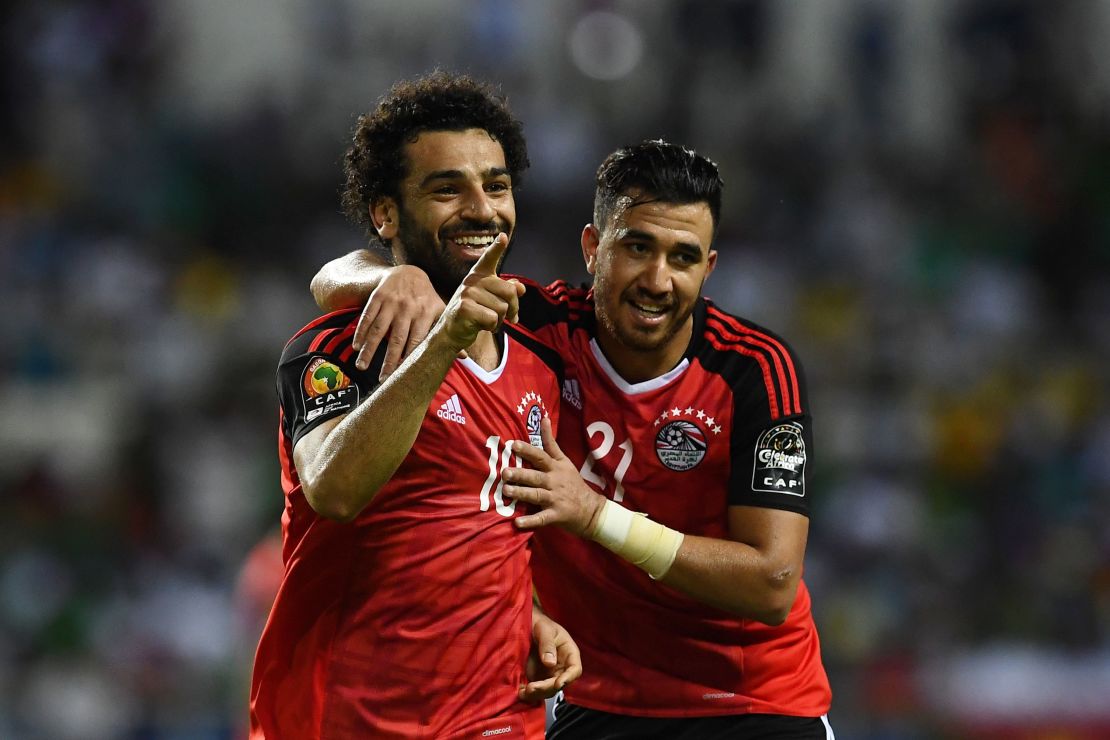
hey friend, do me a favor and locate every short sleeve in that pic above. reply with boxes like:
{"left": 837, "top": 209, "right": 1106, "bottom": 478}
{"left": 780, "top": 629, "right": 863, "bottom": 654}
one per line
{"left": 728, "top": 413, "right": 814, "bottom": 516}
{"left": 277, "top": 313, "right": 386, "bottom": 448}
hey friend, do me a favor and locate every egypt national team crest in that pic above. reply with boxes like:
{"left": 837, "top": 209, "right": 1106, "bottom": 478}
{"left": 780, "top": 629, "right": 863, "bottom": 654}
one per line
{"left": 301, "top": 356, "right": 358, "bottom": 422}
{"left": 653, "top": 407, "right": 720, "bottom": 471}
{"left": 516, "top": 391, "right": 548, "bottom": 448}
{"left": 752, "top": 422, "right": 806, "bottom": 496}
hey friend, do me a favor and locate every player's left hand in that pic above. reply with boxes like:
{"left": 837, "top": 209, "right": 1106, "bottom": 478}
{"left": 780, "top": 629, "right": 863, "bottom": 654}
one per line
{"left": 520, "top": 608, "right": 582, "bottom": 704}
{"left": 504, "top": 417, "right": 606, "bottom": 537}
{"left": 352, "top": 264, "right": 445, "bottom": 379}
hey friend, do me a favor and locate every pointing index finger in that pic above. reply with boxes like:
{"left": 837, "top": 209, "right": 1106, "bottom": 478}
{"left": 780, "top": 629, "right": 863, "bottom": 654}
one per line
{"left": 468, "top": 233, "right": 509, "bottom": 277}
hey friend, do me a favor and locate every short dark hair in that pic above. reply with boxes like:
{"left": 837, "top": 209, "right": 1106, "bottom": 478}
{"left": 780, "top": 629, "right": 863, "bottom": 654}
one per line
{"left": 593, "top": 139, "right": 723, "bottom": 235}
{"left": 341, "top": 71, "right": 529, "bottom": 233}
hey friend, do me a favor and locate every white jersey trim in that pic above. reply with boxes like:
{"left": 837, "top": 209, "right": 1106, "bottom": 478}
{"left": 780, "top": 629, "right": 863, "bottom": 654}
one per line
{"left": 588, "top": 338, "right": 690, "bottom": 395}
{"left": 458, "top": 332, "right": 509, "bottom": 384}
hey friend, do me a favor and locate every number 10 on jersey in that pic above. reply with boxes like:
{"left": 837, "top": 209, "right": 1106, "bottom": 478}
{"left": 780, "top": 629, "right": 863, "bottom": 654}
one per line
{"left": 480, "top": 436, "right": 521, "bottom": 517}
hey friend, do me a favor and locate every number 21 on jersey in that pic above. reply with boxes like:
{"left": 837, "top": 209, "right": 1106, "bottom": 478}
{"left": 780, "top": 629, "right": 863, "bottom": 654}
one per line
{"left": 578, "top": 421, "right": 633, "bottom": 502}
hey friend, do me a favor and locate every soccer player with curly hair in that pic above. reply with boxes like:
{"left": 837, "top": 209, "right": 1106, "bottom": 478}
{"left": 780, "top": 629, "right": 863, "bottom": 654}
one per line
{"left": 250, "top": 72, "right": 580, "bottom": 740}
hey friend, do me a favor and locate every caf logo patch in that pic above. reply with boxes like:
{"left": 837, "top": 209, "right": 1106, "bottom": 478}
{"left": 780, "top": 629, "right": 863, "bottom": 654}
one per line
{"left": 655, "top": 420, "right": 707, "bottom": 471}
{"left": 303, "top": 358, "right": 350, "bottom": 397}
{"left": 301, "top": 356, "right": 358, "bottom": 423}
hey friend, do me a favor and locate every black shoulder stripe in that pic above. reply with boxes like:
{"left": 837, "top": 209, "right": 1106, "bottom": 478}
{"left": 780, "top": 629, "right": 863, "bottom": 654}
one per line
{"left": 277, "top": 309, "right": 362, "bottom": 387}
{"left": 702, "top": 321, "right": 802, "bottom": 421}
{"left": 281, "top": 308, "right": 361, "bottom": 353}
{"left": 704, "top": 310, "right": 803, "bottom": 416}
{"left": 516, "top": 278, "right": 593, "bottom": 333}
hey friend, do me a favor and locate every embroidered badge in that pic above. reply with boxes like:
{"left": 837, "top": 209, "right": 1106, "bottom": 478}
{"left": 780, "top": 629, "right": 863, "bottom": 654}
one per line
{"left": 751, "top": 422, "right": 806, "bottom": 496}
{"left": 301, "top": 357, "right": 358, "bottom": 422}
{"left": 516, "top": 391, "right": 548, "bottom": 448}
{"left": 653, "top": 407, "right": 718, "bottom": 471}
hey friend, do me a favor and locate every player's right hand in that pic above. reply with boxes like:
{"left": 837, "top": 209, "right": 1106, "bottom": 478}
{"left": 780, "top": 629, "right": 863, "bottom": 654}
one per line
{"left": 352, "top": 265, "right": 446, "bottom": 379}
{"left": 438, "top": 233, "right": 525, "bottom": 350}
{"left": 520, "top": 609, "right": 581, "bottom": 703}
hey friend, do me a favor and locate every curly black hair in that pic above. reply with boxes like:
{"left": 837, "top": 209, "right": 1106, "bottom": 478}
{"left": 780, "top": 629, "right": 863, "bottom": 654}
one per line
{"left": 341, "top": 71, "right": 529, "bottom": 237}
{"left": 593, "top": 139, "right": 723, "bottom": 236}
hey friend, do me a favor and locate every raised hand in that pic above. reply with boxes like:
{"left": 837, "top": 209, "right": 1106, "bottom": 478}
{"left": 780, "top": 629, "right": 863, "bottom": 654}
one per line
{"left": 438, "top": 233, "right": 525, "bottom": 351}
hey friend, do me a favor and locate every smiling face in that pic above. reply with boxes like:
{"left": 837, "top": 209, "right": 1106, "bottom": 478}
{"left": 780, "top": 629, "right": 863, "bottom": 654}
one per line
{"left": 371, "top": 128, "right": 515, "bottom": 297}
{"left": 583, "top": 193, "right": 717, "bottom": 382}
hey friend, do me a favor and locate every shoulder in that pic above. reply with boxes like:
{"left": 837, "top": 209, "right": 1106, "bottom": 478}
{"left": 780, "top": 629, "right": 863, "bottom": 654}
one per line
{"left": 503, "top": 323, "right": 564, "bottom": 379}
{"left": 694, "top": 299, "right": 807, "bottom": 419}
{"left": 280, "top": 308, "right": 362, "bottom": 364}
{"left": 508, "top": 274, "right": 593, "bottom": 329}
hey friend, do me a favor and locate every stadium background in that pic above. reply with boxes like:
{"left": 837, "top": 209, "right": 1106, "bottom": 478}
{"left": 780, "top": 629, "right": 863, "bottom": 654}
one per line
{"left": 2, "top": 1, "right": 1109, "bottom": 737}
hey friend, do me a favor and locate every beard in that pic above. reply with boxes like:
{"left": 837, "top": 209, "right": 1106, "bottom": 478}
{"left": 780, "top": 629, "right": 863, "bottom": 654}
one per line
{"left": 394, "top": 210, "right": 513, "bottom": 298}
{"left": 593, "top": 274, "right": 697, "bottom": 354}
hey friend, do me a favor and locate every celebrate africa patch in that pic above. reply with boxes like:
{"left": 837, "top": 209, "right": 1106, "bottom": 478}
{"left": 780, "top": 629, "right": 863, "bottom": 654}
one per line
{"left": 751, "top": 422, "right": 806, "bottom": 496}
{"left": 301, "top": 356, "right": 359, "bottom": 423}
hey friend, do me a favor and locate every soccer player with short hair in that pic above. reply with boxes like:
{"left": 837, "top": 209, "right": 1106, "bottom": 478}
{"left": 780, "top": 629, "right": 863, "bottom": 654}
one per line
{"left": 313, "top": 140, "right": 834, "bottom": 739}
{"left": 250, "top": 72, "right": 580, "bottom": 740}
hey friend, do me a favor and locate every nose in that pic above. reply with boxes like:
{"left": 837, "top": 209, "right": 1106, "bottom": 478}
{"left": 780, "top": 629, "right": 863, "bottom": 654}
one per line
{"left": 639, "top": 255, "right": 672, "bottom": 295}
{"left": 462, "top": 188, "right": 496, "bottom": 222}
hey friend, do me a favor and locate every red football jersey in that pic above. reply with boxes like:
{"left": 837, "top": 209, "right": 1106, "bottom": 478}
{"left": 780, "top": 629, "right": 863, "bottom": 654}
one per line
{"left": 515, "top": 278, "right": 832, "bottom": 719}
{"left": 250, "top": 309, "right": 560, "bottom": 739}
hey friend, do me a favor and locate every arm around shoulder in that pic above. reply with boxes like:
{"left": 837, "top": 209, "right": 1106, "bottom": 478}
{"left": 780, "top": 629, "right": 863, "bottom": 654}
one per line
{"left": 310, "top": 249, "right": 393, "bottom": 311}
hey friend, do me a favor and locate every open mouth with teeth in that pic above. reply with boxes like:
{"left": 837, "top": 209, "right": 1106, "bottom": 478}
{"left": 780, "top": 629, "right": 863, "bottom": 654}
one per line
{"left": 446, "top": 234, "right": 498, "bottom": 258}
{"left": 628, "top": 300, "right": 672, "bottom": 323}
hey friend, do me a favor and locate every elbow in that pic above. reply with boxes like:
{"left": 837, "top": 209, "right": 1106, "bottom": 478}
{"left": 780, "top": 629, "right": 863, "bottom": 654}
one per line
{"left": 301, "top": 478, "right": 364, "bottom": 523}
{"left": 751, "top": 567, "right": 800, "bottom": 626}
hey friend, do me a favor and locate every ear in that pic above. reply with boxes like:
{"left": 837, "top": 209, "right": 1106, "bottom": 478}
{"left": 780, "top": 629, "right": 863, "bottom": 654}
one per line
{"left": 705, "top": 249, "right": 718, "bottom": 278}
{"left": 581, "top": 224, "right": 601, "bottom": 275}
{"left": 370, "top": 198, "right": 399, "bottom": 240}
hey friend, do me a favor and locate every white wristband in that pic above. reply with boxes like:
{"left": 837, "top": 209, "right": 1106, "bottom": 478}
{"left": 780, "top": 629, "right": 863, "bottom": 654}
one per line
{"left": 592, "top": 497, "right": 636, "bottom": 550}
{"left": 590, "top": 499, "right": 685, "bottom": 580}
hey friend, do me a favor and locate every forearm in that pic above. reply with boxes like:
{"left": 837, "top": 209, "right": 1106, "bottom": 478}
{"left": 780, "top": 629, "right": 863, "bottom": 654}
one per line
{"left": 310, "top": 249, "right": 392, "bottom": 311}
{"left": 587, "top": 498, "right": 803, "bottom": 624}
{"left": 298, "top": 326, "right": 458, "bottom": 520}
{"left": 504, "top": 444, "right": 799, "bottom": 623}
{"left": 658, "top": 535, "right": 801, "bottom": 624}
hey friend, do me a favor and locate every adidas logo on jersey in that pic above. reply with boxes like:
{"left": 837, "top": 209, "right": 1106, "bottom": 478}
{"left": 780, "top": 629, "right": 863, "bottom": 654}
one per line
{"left": 437, "top": 394, "right": 467, "bottom": 424}
{"left": 562, "top": 379, "right": 582, "bottom": 410}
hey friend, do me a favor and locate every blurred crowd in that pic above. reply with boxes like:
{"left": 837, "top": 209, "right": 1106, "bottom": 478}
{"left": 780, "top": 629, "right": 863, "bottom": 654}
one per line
{"left": 1, "top": 1, "right": 1108, "bottom": 738}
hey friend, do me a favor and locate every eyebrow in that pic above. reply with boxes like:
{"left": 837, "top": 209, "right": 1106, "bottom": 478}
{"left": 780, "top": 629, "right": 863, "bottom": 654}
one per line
{"left": 618, "top": 228, "right": 703, "bottom": 255}
{"left": 418, "top": 167, "right": 511, "bottom": 189}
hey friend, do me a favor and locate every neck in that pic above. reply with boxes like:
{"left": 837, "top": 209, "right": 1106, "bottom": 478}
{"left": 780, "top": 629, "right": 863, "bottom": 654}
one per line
{"left": 595, "top": 322, "right": 693, "bottom": 384}
{"left": 465, "top": 330, "right": 502, "bottom": 372}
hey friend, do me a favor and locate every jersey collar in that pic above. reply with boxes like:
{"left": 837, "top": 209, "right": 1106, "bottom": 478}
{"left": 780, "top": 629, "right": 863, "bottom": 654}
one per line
{"left": 457, "top": 330, "right": 509, "bottom": 384}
